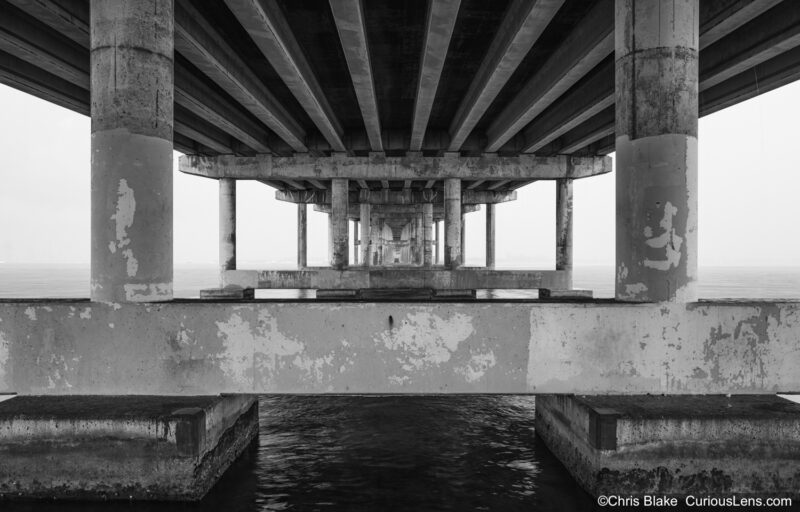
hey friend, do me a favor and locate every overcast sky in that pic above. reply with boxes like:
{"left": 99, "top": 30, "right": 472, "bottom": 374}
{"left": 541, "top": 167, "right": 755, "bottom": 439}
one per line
{"left": 1, "top": 80, "right": 799, "bottom": 268}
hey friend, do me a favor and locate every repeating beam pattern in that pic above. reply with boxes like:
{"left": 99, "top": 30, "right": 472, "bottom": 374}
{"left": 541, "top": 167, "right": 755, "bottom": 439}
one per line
{"left": 224, "top": 0, "right": 346, "bottom": 152}
{"left": 410, "top": 0, "right": 461, "bottom": 151}
{"left": 330, "top": 0, "right": 383, "bottom": 151}
{"left": 447, "top": 0, "right": 563, "bottom": 152}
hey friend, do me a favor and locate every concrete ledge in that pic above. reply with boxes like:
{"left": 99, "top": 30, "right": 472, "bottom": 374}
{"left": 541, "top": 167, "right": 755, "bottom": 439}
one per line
{"left": 199, "top": 287, "right": 255, "bottom": 299}
{"left": 535, "top": 394, "right": 800, "bottom": 497}
{"left": 223, "top": 267, "right": 569, "bottom": 290}
{"left": 539, "top": 288, "right": 593, "bottom": 299}
{"left": 0, "top": 395, "right": 258, "bottom": 500}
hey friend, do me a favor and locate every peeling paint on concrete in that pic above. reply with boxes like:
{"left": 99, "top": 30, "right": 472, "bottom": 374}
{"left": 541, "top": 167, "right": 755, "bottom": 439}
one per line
{"left": 643, "top": 201, "right": 682, "bottom": 271}
{"left": 24, "top": 308, "right": 36, "bottom": 321}
{"left": 1, "top": 301, "right": 799, "bottom": 394}
{"left": 376, "top": 311, "right": 475, "bottom": 371}
{"left": 123, "top": 283, "right": 172, "bottom": 302}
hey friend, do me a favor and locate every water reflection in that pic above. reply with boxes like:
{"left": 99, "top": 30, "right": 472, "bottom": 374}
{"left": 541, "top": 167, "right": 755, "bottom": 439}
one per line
{"left": 4, "top": 396, "right": 594, "bottom": 512}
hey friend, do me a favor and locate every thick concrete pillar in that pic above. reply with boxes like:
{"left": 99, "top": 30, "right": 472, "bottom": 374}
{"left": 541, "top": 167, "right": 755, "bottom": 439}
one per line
{"left": 297, "top": 203, "right": 307, "bottom": 268}
{"left": 435, "top": 221, "right": 440, "bottom": 264}
{"left": 485, "top": 203, "right": 496, "bottom": 269}
{"left": 218, "top": 179, "right": 236, "bottom": 280}
{"left": 360, "top": 203, "right": 371, "bottom": 266}
{"left": 615, "top": 0, "right": 698, "bottom": 302}
{"left": 556, "top": 178, "right": 573, "bottom": 288}
{"left": 90, "top": 0, "right": 173, "bottom": 302}
{"left": 415, "top": 214, "right": 424, "bottom": 265}
{"left": 444, "top": 179, "right": 461, "bottom": 268}
{"left": 331, "top": 178, "right": 349, "bottom": 268}
{"left": 423, "top": 203, "right": 433, "bottom": 266}
{"left": 327, "top": 214, "right": 334, "bottom": 264}
{"left": 353, "top": 221, "right": 359, "bottom": 265}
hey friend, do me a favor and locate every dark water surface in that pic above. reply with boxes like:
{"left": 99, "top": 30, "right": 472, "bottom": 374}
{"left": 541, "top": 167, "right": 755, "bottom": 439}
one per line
{"left": 5, "top": 396, "right": 595, "bottom": 512}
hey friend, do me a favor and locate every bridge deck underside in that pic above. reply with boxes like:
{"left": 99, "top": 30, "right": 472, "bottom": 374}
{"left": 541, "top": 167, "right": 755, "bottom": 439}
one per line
{"left": 0, "top": 0, "right": 797, "bottom": 168}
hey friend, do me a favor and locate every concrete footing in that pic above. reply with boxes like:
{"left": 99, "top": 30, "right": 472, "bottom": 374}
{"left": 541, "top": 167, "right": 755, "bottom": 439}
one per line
{"left": 535, "top": 394, "right": 800, "bottom": 498}
{"left": 0, "top": 395, "right": 258, "bottom": 501}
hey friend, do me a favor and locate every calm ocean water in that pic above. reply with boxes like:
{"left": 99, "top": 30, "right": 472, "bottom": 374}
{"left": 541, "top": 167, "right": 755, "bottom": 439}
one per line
{"left": 1, "top": 265, "right": 798, "bottom": 510}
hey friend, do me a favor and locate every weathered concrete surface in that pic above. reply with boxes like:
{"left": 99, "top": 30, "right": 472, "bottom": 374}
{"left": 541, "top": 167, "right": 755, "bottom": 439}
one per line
{"left": 297, "top": 203, "right": 307, "bottom": 268}
{"left": 90, "top": 0, "right": 173, "bottom": 303}
{"left": 555, "top": 178, "right": 572, "bottom": 280}
{"left": 1, "top": 301, "right": 800, "bottom": 394}
{"left": 485, "top": 203, "right": 495, "bottom": 268}
{"left": 224, "top": 268, "right": 568, "bottom": 290}
{"left": 359, "top": 202, "right": 370, "bottom": 266}
{"left": 219, "top": 178, "right": 236, "bottom": 277}
{"left": 275, "top": 188, "right": 517, "bottom": 206}
{"left": 444, "top": 178, "right": 461, "bottom": 268}
{"left": 179, "top": 153, "right": 612, "bottom": 181}
{"left": 536, "top": 394, "right": 800, "bottom": 497}
{"left": 615, "top": 0, "right": 699, "bottom": 302}
{"left": 330, "top": 178, "right": 349, "bottom": 269}
{"left": 0, "top": 394, "right": 257, "bottom": 500}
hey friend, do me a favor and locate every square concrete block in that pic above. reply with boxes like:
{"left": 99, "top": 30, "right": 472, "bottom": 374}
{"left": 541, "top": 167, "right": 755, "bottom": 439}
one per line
{"left": 535, "top": 394, "right": 800, "bottom": 498}
{"left": 0, "top": 395, "right": 258, "bottom": 500}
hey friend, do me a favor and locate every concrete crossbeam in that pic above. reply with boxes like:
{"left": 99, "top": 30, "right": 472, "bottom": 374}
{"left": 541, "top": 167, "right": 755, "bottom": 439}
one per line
{"left": 2, "top": 300, "right": 800, "bottom": 394}
{"left": 225, "top": 0, "right": 345, "bottom": 151}
{"left": 180, "top": 153, "right": 611, "bottom": 181}
{"left": 411, "top": 0, "right": 461, "bottom": 151}
{"left": 274, "top": 188, "right": 517, "bottom": 206}
{"left": 448, "top": 0, "right": 564, "bottom": 151}
{"left": 224, "top": 268, "right": 568, "bottom": 290}
{"left": 330, "top": 0, "right": 383, "bottom": 151}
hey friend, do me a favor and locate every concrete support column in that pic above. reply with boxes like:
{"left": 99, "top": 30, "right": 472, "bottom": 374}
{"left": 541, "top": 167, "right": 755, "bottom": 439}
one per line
{"left": 485, "top": 203, "right": 496, "bottom": 269}
{"left": 556, "top": 178, "right": 573, "bottom": 288}
{"left": 90, "top": 0, "right": 174, "bottom": 302}
{"left": 297, "top": 204, "right": 307, "bottom": 269}
{"left": 423, "top": 203, "right": 433, "bottom": 266}
{"left": 353, "top": 221, "right": 359, "bottom": 265}
{"left": 444, "top": 179, "right": 461, "bottom": 268}
{"left": 360, "top": 203, "right": 371, "bottom": 266}
{"left": 218, "top": 179, "right": 236, "bottom": 280}
{"left": 460, "top": 213, "right": 466, "bottom": 265}
{"left": 331, "top": 178, "right": 349, "bottom": 269}
{"left": 416, "top": 214, "right": 424, "bottom": 265}
{"left": 435, "top": 221, "right": 440, "bottom": 264}
{"left": 615, "top": 0, "right": 698, "bottom": 302}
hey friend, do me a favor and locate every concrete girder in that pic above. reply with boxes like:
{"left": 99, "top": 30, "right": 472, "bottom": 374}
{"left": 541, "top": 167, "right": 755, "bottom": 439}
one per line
{"left": 520, "top": 0, "right": 800, "bottom": 155}
{"left": 275, "top": 188, "right": 517, "bottom": 206}
{"left": 6, "top": 0, "right": 90, "bottom": 48}
{"left": 699, "top": 0, "right": 800, "bottom": 91}
{"left": 447, "top": 0, "right": 564, "bottom": 151}
{"left": 0, "top": 0, "right": 276, "bottom": 156}
{"left": 224, "top": 0, "right": 346, "bottom": 152}
{"left": 699, "top": 0, "right": 784, "bottom": 49}
{"left": 410, "top": 0, "right": 461, "bottom": 151}
{"left": 179, "top": 153, "right": 612, "bottom": 181}
{"left": 485, "top": 0, "right": 614, "bottom": 153}
{"left": 330, "top": 0, "right": 383, "bottom": 152}
{"left": 174, "top": 0, "right": 306, "bottom": 153}
{"left": 313, "top": 203, "right": 480, "bottom": 221}
{"left": 0, "top": 49, "right": 88, "bottom": 116}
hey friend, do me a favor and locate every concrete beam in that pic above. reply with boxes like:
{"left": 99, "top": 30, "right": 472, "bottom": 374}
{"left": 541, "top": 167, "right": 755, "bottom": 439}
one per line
{"left": 6, "top": 0, "right": 90, "bottom": 48}
{"left": 225, "top": 268, "right": 567, "bottom": 290}
{"left": 330, "top": 0, "right": 383, "bottom": 151}
{"left": 275, "top": 188, "right": 516, "bottom": 206}
{"left": 411, "top": 0, "right": 461, "bottom": 151}
{"left": 699, "top": 0, "right": 783, "bottom": 49}
{"left": 180, "top": 153, "right": 612, "bottom": 181}
{"left": 0, "top": 49, "right": 88, "bottom": 116}
{"left": 447, "top": 0, "right": 564, "bottom": 151}
{"left": 700, "top": 0, "right": 800, "bottom": 91}
{"left": 3, "top": 300, "right": 800, "bottom": 394}
{"left": 174, "top": 0, "right": 306, "bottom": 152}
{"left": 485, "top": 0, "right": 613, "bottom": 152}
{"left": 225, "top": 0, "right": 346, "bottom": 152}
